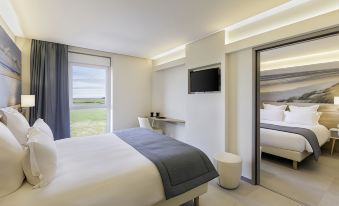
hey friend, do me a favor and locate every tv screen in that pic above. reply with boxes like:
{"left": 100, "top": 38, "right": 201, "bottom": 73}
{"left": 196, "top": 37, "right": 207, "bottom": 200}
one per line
{"left": 189, "top": 68, "right": 220, "bottom": 93}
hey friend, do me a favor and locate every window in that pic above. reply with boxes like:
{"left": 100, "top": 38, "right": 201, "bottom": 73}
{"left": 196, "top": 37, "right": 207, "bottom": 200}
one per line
{"left": 69, "top": 53, "right": 111, "bottom": 137}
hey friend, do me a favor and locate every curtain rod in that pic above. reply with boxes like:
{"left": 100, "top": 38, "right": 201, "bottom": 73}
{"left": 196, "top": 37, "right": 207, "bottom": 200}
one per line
{"left": 68, "top": 51, "right": 112, "bottom": 60}
{"left": 68, "top": 51, "right": 111, "bottom": 67}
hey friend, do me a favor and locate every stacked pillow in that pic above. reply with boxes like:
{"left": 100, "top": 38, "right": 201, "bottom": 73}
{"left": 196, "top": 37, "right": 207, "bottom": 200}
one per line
{"left": 260, "top": 109, "right": 285, "bottom": 121}
{"left": 22, "top": 125, "right": 57, "bottom": 188}
{"left": 0, "top": 122, "right": 25, "bottom": 197}
{"left": 261, "top": 103, "right": 286, "bottom": 122}
{"left": 263, "top": 103, "right": 287, "bottom": 111}
{"left": 289, "top": 105, "right": 319, "bottom": 112}
{"left": 0, "top": 107, "right": 30, "bottom": 145}
{"left": 261, "top": 104, "right": 321, "bottom": 126}
{"left": 0, "top": 108, "right": 58, "bottom": 195}
{"left": 284, "top": 105, "right": 321, "bottom": 126}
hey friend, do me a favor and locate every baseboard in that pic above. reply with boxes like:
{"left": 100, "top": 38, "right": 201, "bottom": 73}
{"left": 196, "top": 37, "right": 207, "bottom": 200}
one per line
{"left": 241, "top": 176, "right": 254, "bottom": 184}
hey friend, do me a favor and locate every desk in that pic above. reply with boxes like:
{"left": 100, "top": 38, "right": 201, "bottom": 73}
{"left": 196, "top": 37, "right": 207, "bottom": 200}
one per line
{"left": 149, "top": 117, "right": 185, "bottom": 127}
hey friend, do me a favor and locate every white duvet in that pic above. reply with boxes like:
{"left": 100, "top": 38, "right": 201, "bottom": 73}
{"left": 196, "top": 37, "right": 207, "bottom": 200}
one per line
{"left": 261, "top": 120, "right": 330, "bottom": 153}
{"left": 0, "top": 134, "right": 165, "bottom": 206}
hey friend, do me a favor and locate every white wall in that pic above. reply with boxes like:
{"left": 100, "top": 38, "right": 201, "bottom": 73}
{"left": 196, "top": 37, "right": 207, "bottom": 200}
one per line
{"left": 227, "top": 49, "right": 254, "bottom": 179}
{"left": 185, "top": 31, "right": 226, "bottom": 159}
{"left": 112, "top": 54, "right": 152, "bottom": 130}
{"left": 152, "top": 64, "right": 187, "bottom": 139}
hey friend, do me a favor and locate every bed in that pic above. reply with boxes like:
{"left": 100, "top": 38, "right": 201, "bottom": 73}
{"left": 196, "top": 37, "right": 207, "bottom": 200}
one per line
{"left": 260, "top": 103, "right": 336, "bottom": 169}
{"left": 0, "top": 115, "right": 217, "bottom": 206}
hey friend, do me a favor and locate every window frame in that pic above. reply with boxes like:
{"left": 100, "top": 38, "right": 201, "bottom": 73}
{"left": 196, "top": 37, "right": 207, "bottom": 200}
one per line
{"left": 68, "top": 62, "right": 112, "bottom": 134}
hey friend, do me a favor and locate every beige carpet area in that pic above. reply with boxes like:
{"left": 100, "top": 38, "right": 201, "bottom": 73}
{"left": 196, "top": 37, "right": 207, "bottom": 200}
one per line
{"left": 196, "top": 180, "right": 301, "bottom": 206}
{"left": 260, "top": 149, "right": 339, "bottom": 206}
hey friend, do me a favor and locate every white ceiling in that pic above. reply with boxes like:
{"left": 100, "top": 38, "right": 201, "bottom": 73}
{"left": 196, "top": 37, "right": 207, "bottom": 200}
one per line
{"left": 11, "top": 0, "right": 288, "bottom": 58}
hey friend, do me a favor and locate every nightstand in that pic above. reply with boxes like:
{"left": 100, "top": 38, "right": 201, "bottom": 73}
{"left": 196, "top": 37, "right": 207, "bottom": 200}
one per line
{"left": 329, "top": 128, "right": 339, "bottom": 156}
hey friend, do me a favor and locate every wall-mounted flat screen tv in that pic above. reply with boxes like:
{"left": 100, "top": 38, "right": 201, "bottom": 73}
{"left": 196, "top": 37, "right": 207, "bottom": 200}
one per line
{"left": 189, "top": 67, "right": 220, "bottom": 93}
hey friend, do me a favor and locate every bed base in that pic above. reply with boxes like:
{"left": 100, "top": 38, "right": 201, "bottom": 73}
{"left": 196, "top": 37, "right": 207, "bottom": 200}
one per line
{"left": 153, "top": 183, "right": 207, "bottom": 206}
{"left": 261, "top": 146, "right": 312, "bottom": 170}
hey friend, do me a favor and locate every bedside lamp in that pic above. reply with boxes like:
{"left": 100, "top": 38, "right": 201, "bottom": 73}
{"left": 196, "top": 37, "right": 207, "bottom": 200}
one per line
{"left": 21, "top": 95, "right": 35, "bottom": 119}
{"left": 334, "top": 97, "right": 339, "bottom": 106}
{"left": 335, "top": 97, "right": 339, "bottom": 128}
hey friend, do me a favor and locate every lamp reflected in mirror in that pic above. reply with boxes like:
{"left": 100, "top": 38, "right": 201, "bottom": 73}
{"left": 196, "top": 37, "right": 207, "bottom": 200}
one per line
{"left": 334, "top": 96, "right": 339, "bottom": 105}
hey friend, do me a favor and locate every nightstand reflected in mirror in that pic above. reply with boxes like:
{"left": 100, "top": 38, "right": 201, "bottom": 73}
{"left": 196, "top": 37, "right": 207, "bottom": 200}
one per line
{"left": 329, "top": 128, "right": 339, "bottom": 156}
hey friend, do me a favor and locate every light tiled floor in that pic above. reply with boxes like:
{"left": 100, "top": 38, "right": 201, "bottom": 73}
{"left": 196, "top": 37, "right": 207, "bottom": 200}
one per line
{"left": 196, "top": 180, "right": 301, "bottom": 206}
{"left": 261, "top": 149, "right": 339, "bottom": 206}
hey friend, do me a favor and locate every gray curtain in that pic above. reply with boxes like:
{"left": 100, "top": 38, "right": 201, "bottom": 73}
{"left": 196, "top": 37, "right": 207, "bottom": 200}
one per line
{"left": 29, "top": 39, "right": 70, "bottom": 140}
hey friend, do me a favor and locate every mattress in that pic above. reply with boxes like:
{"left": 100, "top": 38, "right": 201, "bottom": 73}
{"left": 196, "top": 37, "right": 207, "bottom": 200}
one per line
{"left": 0, "top": 134, "right": 165, "bottom": 206}
{"left": 260, "top": 120, "right": 330, "bottom": 153}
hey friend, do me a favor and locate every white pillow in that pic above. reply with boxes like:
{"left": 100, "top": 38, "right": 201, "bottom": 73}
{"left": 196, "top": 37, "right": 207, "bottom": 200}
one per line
{"left": 289, "top": 105, "right": 319, "bottom": 112}
{"left": 0, "top": 122, "right": 24, "bottom": 197}
{"left": 284, "top": 111, "right": 321, "bottom": 126}
{"left": 23, "top": 127, "right": 57, "bottom": 188}
{"left": 33, "top": 118, "right": 54, "bottom": 140}
{"left": 22, "top": 148, "right": 39, "bottom": 186}
{"left": 260, "top": 109, "right": 284, "bottom": 121}
{"left": 0, "top": 107, "right": 30, "bottom": 145}
{"left": 263, "top": 103, "right": 287, "bottom": 111}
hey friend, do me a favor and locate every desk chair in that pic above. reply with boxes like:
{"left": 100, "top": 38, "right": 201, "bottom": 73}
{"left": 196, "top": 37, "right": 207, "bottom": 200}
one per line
{"left": 138, "top": 117, "right": 163, "bottom": 134}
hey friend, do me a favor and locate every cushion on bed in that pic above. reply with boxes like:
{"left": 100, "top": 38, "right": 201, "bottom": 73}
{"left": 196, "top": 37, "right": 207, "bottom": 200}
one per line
{"left": 260, "top": 109, "right": 284, "bottom": 121}
{"left": 22, "top": 148, "right": 41, "bottom": 186}
{"left": 33, "top": 118, "right": 54, "bottom": 140}
{"left": 23, "top": 127, "right": 57, "bottom": 188}
{"left": 0, "top": 107, "right": 30, "bottom": 145}
{"left": 0, "top": 122, "right": 25, "bottom": 197}
{"left": 263, "top": 103, "right": 287, "bottom": 111}
{"left": 284, "top": 111, "right": 321, "bottom": 126}
{"left": 289, "top": 105, "right": 319, "bottom": 112}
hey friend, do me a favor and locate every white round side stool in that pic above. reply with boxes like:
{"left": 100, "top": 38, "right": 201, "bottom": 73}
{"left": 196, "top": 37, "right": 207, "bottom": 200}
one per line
{"left": 214, "top": 152, "right": 242, "bottom": 189}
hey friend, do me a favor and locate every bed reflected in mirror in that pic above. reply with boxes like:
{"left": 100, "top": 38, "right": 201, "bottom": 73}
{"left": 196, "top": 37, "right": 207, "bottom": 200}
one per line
{"left": 259, "top": 33, "right": 339, "bottom": 206}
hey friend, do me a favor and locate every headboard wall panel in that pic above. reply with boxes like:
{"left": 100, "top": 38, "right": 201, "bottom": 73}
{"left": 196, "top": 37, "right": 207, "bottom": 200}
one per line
{"left": 0, "top": 25, "right": 22, "bottom": 108}
{"left": 263, "top": 102, "right": 339, "bottom": 129}
{"left": 0, "top": 73, "right": 21, "bottom": 107}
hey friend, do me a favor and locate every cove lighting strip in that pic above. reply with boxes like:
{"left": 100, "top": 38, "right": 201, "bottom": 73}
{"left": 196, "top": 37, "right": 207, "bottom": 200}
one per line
{"left": 152, "top": 45, "right": 186, "bottom": 60}
{"left": 262, "top": 50, "right": 339, "bottom": 65}
{"left": 261, "top": 49, "right": 339, "bottom": 70}
{"left": 223, "top": 0, "right": 339, "bottom": 44}
{"left": 225, "top": 0, "right": 311, "bottom": 32}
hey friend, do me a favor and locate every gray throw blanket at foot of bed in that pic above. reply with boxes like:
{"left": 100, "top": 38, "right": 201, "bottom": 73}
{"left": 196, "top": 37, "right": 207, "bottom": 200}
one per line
{"left": 114, "top": 128, "right": 219, "bottom": 199}
{"left": 260, "top": 123, "right": 321, "bottom": 160}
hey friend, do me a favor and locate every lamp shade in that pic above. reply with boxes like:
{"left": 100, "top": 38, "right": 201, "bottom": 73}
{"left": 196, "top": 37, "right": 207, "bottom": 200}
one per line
{"left": 21, "top": 95, "right": 35, "bottom": 107}
{"left": 334, "top": 97, "right": 339, "bottom": 105}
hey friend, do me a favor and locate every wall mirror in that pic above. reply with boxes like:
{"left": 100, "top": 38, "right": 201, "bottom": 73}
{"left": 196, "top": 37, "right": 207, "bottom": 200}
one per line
{"left": 256, "top": 29, "right": 339, "bottom": 205}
